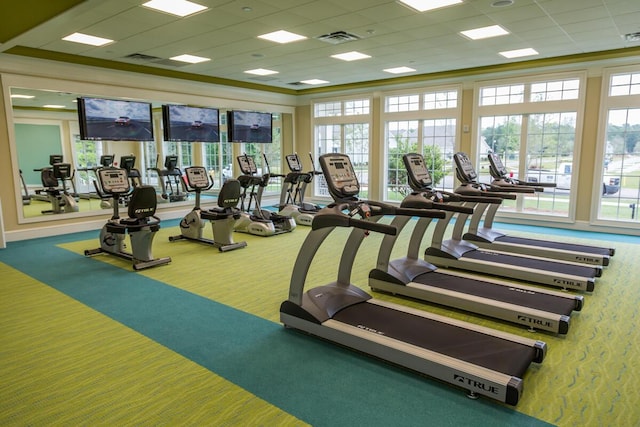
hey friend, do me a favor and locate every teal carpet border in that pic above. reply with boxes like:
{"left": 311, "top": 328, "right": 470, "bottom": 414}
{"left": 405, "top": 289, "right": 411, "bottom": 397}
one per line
{"left": 492, "top": 222, "right": 639, "bottom": 244}
{"left": 1, "top": 232, "right": 552, "bottom": 427}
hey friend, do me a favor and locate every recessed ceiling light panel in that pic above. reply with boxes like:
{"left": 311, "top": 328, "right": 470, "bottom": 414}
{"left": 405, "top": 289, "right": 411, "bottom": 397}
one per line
{"left": 170, "top": 54, "right": 210, "bottom": 63}
{"left": 331, "top": 51, "right": 371, "bottom": 61}
{"left": 10, "top": 94, "right": 35, "bottom": 99}
{"left": 384, "top": 66, "right": 417, "bottom": 74}
{"left": 499, "top": 48, "right": 539, "bottom": 58}
{"left": 397, "top": 0, "right": 463, "bottom": 13}
{"left": 300, "top": 79, "right": 329, "bottom": 85}
{"left": 142, "top": 0, "right": 208, "bottom": 17}
{"left": 244, "top": 68, "right": 279, "bottom": 76}
{"left": 258, "top": 30, "right": 307, "bottom": 44}
{"left": 460, "top": 25, "right": 509, "bottom": 40}
{"left": 62, "top": 32, "right": 113, "bottom": 46}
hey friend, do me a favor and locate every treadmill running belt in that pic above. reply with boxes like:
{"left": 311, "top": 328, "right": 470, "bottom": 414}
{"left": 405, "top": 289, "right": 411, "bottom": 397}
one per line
{"left": 333, "top": 302, "right": 535, "bottom": 377}
{"left": 496, "top": 235, "right": 611, "bottom": 255}
{"left": 416, "top": 272, "right": 576, "bottom": 314}
{"left": 463, "top": 250, "right": 598, "bottom": 277}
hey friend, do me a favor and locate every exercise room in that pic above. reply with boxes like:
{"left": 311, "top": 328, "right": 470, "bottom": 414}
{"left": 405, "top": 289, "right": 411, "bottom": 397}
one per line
{"left": 1, "top": 1, "right": 639, "bottom": 426}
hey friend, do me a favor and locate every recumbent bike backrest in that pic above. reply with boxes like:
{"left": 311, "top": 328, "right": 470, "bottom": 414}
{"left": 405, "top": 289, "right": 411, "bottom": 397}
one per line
{"left": 217, "top": 179, "right": 241, "bottom": 209}
{"left": 127, "top": 186, "right": 158, "bottom": 220}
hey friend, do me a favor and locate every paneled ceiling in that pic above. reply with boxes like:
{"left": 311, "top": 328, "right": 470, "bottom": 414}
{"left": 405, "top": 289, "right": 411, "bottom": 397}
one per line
{"left": 3, "top": 0, "right": 640, "bottom": 96}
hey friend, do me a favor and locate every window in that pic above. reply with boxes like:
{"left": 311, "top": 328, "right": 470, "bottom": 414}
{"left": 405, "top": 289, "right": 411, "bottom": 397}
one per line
{"left": 314, "top": 123, "right": 370, "bottom": 197}
{"left": 314, "top": 102, "right": 341, "bottom": 117}
{"left": 239, "top": 113, "right": 283, "bottom": 195}
{"left": 203, "top": 141, "right": 233, "bottom": 187}
{"left": 383, "top": 86, "right": 461, "bottom": 201}
{"left": 424, "top": 90, "right": 458, "bottom": 110}
{"left": 344, "top": 99, "right": 370, "bottom": 115}
{"left": 610, "top": 72, "right": 640, "bottom": 96}
{"left": 597, "top": 107, "right": 640, "bottom": 222}
{"left": 312, "top": 98, "right": 371, "bottom": 198}
{"left": 476, "top": 74, "right": 584, "bottom": 219}
{"left": 479, "top": 84, "right": 525, "bottom": 106}
{"left": 143, "top": 140, "right": 158, "bottom": 186}
{"left": 386, "top": 121, "right": 419, "bottom": 200}
{"left": 73, "top": 137, "right": 103, "bottom": 195}
{"left": 594, "top": 68, "right": 640, "bottom": 225}
{"left": 530, "top": 79, "right": 580, "bottom": 102}
{"left": 386, "top": 95, "right": 419, "bottom": 112}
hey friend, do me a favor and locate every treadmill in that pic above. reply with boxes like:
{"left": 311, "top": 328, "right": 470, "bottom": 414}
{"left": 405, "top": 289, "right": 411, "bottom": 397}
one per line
{"left": 424, "top": 152, "right": 600, "bottom": 292}
{"left": 458, "top": 153, "right": 614, "bottom": 267}
{"left": 369, "top": 153, "right": 583, "bottom": 334}
{"left": 280, "top": 153, "right": 547, "bottom": 405}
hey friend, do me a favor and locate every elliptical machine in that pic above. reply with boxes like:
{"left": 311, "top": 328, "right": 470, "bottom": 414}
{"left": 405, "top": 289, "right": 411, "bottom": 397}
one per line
{"left": 84, "top": 167, "right": 171, "bottom": 270}
{"left": 153, "top": 155, "right": 189, "bottom": 202}
{"left": 276, "top": 153, "right": 322, "bottom": 226}
{"left": 169, "top": 166, "right": 247, "bottom": 252}
{"left": 234, "top": 154, "right": 296, "bottom": 236}
{"left": 119, "top": 155, "right": 143, "bottom": 188}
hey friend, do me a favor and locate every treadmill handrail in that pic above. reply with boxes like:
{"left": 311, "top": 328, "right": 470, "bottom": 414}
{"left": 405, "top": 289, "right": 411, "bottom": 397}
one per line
{"left": 311, "top": 203, "right": 397, "bottom": 235}
{"left": 400, "top": 194, "right": 475, "bottom": 215}
{"left": 455, "top": 184, "right": 517, "bottom": 200}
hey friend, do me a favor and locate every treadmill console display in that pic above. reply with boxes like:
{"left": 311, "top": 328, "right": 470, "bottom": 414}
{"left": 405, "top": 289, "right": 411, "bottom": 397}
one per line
{"left": 99, "top": 168, "right": 130, "bottom": 194}
{"left": 319, "top": 153, "right": 359, "bottom": 199}
{"left": 454, "top": 152, "right": 477, "bottom": 181}
{"left": 185, "top": 166, "right": 210, "bottom": 189}
{"left": 237, "top": 155, "right": 258, "bottom": 175}
{"left": 488, "top": 153, "right": 509, "bottom": 177}
{"left": 286, "top": 154, "right": 302, "bottom": 172}
{"left": 403, "top": 153, "right": 433, "bottom": 190}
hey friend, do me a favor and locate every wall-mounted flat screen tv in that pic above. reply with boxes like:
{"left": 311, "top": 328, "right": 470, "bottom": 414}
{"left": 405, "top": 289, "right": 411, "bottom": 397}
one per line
{"left": 162, "top": 104, "right": 219, "bottom": 142}
{"left": 227, "top": 110, "right": 272, "bottom": 143}
{"left": 77, "top": 97, "right": 154, "bottom": 141}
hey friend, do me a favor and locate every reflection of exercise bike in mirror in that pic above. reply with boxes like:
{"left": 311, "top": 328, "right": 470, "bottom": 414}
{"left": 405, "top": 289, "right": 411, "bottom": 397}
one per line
{"left": 234, "top": 153, "right": 296, "bottom": 237}
{"left": 84, "top": 167, "right": 171, "bottom": 271}
{"left": 152, "top": 155, "right": 189, "bottom": 202}
{"left": 169, "top": 166, "right": 247, "bottom": 252}
{"left": 77, "top": 154, "right": 115, "bottom": 202}
{"left": 34, "top": 160, "right": 79, "bottom": 215}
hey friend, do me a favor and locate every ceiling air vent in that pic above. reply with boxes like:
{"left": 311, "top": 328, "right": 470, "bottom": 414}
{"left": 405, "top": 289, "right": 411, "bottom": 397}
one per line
{"left": 316, "top": 31, "right": 361, "bottom": 44}
{"left": 624, "top": 32, "right": 640, "bottom": 42}
{"left": 124, "top": 53, "right": 162, "bottom": 61}
{"left": 123, "top": 53, "right": 189, "bottom": 67}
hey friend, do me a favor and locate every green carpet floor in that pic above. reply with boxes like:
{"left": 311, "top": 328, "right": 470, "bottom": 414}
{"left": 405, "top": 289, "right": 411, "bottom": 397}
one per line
{"left": 1, "top": 218, "right": 638, "bottom": 426}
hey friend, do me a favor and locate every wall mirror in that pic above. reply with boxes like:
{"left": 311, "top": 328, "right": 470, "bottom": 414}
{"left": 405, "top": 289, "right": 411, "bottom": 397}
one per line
{"left": 6, "top": 78, "right": 286, "bottom": 225}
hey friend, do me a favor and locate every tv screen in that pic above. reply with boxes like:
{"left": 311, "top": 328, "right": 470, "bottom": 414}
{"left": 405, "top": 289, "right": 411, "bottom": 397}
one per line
{"left": 162, "top": 104, "right": 219, "bottom": 142}
{"left": 77, "top": 97, "right": 154, "bottom": 141}
{"left": 227, "top": 110, "right": 272, "bottom": 143}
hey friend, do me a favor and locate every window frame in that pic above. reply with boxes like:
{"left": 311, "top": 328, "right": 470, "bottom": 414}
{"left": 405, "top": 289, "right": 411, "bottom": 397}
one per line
{"left": 472, "top": 71, "right": 588, "bottom": 223}
{"left": 592, "top": 65, "right": 640, "bottom": 228}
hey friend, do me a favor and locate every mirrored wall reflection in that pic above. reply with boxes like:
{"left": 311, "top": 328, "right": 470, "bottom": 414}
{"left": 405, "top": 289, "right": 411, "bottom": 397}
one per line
{"left": 10, "top": 87, "right": 282, "bottom": 222}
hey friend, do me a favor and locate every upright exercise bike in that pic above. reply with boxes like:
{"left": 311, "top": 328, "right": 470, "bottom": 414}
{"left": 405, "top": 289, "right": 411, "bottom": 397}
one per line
{"left": 169, "top": 166, "right": 247, "bottom": 252}
{"left": 84, "top": 167, "right": 171, "bottom": 270}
